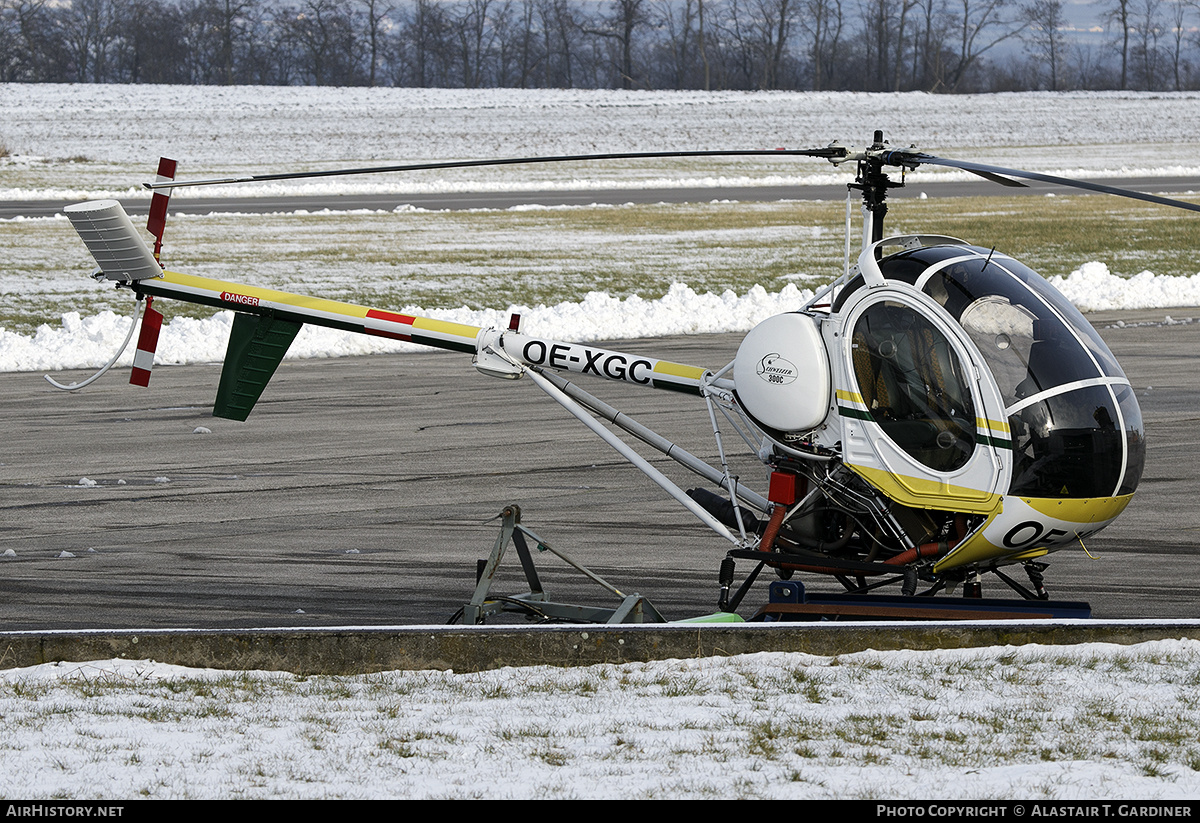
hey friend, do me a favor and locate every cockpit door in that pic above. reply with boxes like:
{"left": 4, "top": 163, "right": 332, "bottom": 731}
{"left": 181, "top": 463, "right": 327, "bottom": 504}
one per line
{"left": 834, "top": 283, "right": 1011, "bottom": 514}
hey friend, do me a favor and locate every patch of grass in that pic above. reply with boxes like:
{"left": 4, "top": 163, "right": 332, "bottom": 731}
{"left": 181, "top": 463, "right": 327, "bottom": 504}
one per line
{"left": 1141, "top": 760, "right": 1171, "bottom": 779}
{"left": 746, "top": 720, "right": 783, "bottom": 758}
{"left": 497, "top": 723, "right": 554, "bottom": 741}
{"left": 657, "top": 674, "right": 708, "bottom": 697}
{"left": 378, "top": 737, "right": 419, "bottom": 758}
{"left": 833, "top": 715, "right": 894, "bottom": 747}
{"left": 534, "top": 745, "right": 570, "bottom": 766}
{"left": 479, "top": 682, "right": 512, "bottom": 699}
{"left": 887, "top": 194, "right": 1200, "bottom": 280}
{"left": 7, "top": 192, "right": 1200, "bottom": 345}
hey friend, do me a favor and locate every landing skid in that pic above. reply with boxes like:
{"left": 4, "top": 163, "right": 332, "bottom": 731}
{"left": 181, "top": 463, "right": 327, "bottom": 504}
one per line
{"left": 456, "top": 506, "right": 1091, "bottom": 625}
{"left": 752, "top": 580, "right": 1091, "bottom": 621}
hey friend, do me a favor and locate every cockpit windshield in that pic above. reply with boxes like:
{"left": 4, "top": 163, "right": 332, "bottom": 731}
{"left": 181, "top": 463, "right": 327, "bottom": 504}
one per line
{"left": 877, "top": 246, "right": 1144, "bottom": 500}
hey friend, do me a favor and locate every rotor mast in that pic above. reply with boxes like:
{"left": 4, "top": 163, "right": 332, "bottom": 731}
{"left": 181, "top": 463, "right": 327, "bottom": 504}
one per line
{"left": 851, "top": 130, "right": 904, "bottom": 244}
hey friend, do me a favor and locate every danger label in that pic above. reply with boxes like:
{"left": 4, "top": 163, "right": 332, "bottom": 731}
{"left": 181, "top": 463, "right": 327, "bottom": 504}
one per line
{"left": 221, "top": 291, "right": 260, "bottom": 307}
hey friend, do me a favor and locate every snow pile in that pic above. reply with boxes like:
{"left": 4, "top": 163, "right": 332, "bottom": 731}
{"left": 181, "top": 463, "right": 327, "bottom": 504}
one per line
{"left": 1, "top": 640, "right": 1199, "bottom": 799}
{"left": 4, "top": 87, "right": 1200, "bottom": 373}
{"left": 1051, "top": 262, "right": 1200, "bottom": 312}
{"left": 9, "top": 268, "right": 1200, "bottom": 375}
{"left": 0, "top": 283, "right": 816, "bottom": 372}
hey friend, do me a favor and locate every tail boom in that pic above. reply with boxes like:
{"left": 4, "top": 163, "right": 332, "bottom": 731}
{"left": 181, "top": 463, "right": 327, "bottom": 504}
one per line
{"left": 136, "top": 270, "right": 483, "bottom": 355}
{"left": 135, "top": 271, "right": 708, "bottom": 394}
{"left": 66, "top": 198, "right": 710, "bottom": 419}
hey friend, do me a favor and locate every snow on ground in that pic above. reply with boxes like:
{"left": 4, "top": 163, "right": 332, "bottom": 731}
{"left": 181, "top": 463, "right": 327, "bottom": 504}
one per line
{"left": 3, "top": 87, "right": 1200, "bottom": 372}
{"left": 3, "top": 86, "right": 1200, "bottom": 199}
{"left": 1050, "top": 263, "right": 1200, "bottom": 311}
{"left": 3, "top": 90, "right": 1200, "bottom": 800}
{"left": 1, "top": 282, "right": 818, "bottom": 372}
{"left": 7, "top": 260, "right": 1200, "bottom": 374}
{"left": 1, "top": 639, "right": 1198, "bottom": 799}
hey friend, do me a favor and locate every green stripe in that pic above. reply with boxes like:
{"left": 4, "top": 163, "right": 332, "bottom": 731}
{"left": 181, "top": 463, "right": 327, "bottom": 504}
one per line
{"left": 411, "top": 333, "right": 475, "bottom": 354}
{"left": 837, "top": 405, "right": 874, "bottom": 421}
{"left": 837, "top": 403, "right": 1014, "bottom": 451}
{"left": 977, "top": 433, "right": 1014, "bottom": 450}
{"left": 653, "top": 380, "right": 703, "bottom": 396}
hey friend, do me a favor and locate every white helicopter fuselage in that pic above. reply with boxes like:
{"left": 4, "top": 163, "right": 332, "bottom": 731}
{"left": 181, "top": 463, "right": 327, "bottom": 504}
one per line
{"left": 732, "top": 236, "right": 1140, "bottom": 575}
{"left": 61, "top": 128, "right": 1167, "bottom": 606}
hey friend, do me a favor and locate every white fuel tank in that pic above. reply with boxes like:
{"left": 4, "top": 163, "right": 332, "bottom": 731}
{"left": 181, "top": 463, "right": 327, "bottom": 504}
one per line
{"left": 733, "top": 313, "right": 830, "bottom": 433}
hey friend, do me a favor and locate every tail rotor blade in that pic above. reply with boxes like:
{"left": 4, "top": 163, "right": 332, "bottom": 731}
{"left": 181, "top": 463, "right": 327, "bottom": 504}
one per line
{"left": 146, "top": 157, "right": 177, "bottom": 263}
{"left": 130, "top": 298, "right": 164, "bottom": 388}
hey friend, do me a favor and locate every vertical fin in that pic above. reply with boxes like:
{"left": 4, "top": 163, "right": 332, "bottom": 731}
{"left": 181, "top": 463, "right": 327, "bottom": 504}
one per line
{"left": 130, "top": 297, "right": 164, "bottom": 387}
{"left": 213, "top": 312, "right": 303, "bottom": 421}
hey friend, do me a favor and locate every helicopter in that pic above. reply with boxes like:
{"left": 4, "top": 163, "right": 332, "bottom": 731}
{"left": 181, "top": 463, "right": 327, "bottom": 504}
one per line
{"left": 56, "top": 131, "right": 1199, "bottom": 622}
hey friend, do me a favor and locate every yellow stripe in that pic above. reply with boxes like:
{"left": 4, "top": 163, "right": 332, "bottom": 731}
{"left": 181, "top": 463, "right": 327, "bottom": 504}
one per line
{"left": 976, "top": 417, "right": 1010, "bottom": 434}
{"left": 1020, "top": 494, "right": 1133, "bottom": 523}
{"left": 411, "top": 316, "right": 485, "bottom": 340}
{"left": 934, "top": 495, "right": 1134, "bottom": 572}
{"left": 836, "top": 389, "right": 864, "bottom": 404}
{"left": 164, "top": 271, "right": 372, "bottom": 320}
{"left": 933, "top": 513, "right": 1003, "bottom": 572}
{"left": 163, "top": 271, "right": 484, "bottom": 343}
{"left": 652, "top": 360, "right": 706, "bottom": 381}
{"left": 848, "top": 464, "right": 1002, "bottom": 514}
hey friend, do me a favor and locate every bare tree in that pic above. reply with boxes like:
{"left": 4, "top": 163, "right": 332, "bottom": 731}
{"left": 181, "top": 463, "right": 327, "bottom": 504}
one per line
{"left": 581, "top": 0, "right": 646, "bottom": 88}
{"left": 356, "top": 0, "right": 395, "bottom": 85}
{"left": 1022, "top": 0, "right": 1067, "bottom": 88}
{"left": 1101, "top": 0, "right": 1132, "bottom": 88}
{"left": 654, "top": 0, "right": 701, "bottom": 88}
{"left": 281, "top": 0, "right": 362, "bottom": 84}
{"left": 758, "top": 0, "right": 798, "bottom": 88}
{"left": 856, "top": 0, "right": 919, "bottom": 89}
{"left": 0, "top": 0, "right": 65, "bottom": 80}
{"left": 713, "top": 0, "right": 798, "bottom": 88}
{"left": 537, "top": 0, "right": 580, "bottom": 87}
{"left": 58, "top": 0, "right": 124, "bottom": 81}
{"left": 801, "top": 0, "right": 845, "bottom": 90}
{"left": 1129, "top": 0, "right": 1164, "bottom": 87}
{"left": 941, "top": 0, "right": 1023, "bottom": 90}
{"left": 1163, "top": 0, "right": 1193, "bottom": 89}
{"left": 401, "top": 0, "right": 452, "bottom": 85}
{"left": 450, "top": 0, "right": 498, "bottom": 86}
{"left": 490, "top": 0, "right": 544, "bottom": 86}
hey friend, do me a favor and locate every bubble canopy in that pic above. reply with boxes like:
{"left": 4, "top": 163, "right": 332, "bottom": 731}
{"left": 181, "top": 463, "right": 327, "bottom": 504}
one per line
{"left": 875, "top": 245, "right": 1144, "bottom": 500}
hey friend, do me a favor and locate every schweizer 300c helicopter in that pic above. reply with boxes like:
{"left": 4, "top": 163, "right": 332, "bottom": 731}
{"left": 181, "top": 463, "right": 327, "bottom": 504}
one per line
{"left": 57, "top": 131, "right": 1199, "bottom": 623}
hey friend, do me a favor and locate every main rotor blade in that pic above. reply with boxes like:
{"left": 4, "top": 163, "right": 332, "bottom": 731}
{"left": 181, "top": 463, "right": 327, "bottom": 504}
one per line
{"left": 894, "top": 152, "right": 1200, "bottom": 213}
{"left": 143, "top": 148, "right": 848, "bottom": 190}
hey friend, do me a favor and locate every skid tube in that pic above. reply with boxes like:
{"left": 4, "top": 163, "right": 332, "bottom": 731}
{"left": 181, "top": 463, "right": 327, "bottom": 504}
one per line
{"left": 454, "top": 508, "right": 1091, "bottom": 625}
{"left": 751, "top": 580, "right": 1092, "bottom": 622}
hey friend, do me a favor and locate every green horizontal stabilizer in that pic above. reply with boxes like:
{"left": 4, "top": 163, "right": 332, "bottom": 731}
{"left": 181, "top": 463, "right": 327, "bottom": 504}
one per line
{"left": 213, "top": 312, "right": 303, "bottom": 421}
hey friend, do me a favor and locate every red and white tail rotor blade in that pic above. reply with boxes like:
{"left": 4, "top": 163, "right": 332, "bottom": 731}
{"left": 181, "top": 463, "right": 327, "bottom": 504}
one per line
{"left": 130, "top": 298, "right": 164, "bottom": 387}
{"left": 146, "top": 157, "right": 176, "bottom": 263}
